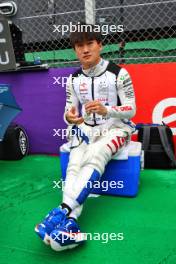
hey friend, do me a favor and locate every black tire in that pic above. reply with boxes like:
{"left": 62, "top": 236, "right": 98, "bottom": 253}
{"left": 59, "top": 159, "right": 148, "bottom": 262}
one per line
{"left": 0, "top": 123, "right": 29, "bottom": 160}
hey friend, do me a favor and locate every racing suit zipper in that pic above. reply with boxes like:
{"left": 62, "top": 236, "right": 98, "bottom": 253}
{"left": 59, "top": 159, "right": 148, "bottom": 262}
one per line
{"left": 91, "top": 77, "right": 96, "bottom": 125}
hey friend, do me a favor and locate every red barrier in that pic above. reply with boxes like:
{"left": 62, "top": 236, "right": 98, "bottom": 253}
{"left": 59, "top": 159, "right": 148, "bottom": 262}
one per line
{"left": 122, "top": 63, "right": 176, "bottom": 146}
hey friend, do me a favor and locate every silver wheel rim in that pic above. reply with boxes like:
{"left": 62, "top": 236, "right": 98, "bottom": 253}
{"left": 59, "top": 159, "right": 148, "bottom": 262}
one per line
{"left": 19, "top": 131, "right": 27, "bottom": 155}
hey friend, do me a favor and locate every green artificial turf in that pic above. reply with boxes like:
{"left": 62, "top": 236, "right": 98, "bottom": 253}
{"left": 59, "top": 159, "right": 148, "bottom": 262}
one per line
{"left": 0, "top": 155, "right": 176, "bottom": 264}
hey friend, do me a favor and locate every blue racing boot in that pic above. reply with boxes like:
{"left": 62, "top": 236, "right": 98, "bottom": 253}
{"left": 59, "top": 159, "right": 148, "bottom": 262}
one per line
{"left": 35, "top": 207, "right": 68, "bottom": 245}
{"left": 50, "top": 218, "right": 86, "bottom": 251}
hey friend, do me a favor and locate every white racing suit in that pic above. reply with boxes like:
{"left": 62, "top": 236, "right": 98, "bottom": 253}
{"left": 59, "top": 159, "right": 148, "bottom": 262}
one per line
{"left": 62, "top": 59, "right": 136, "bottom": 219}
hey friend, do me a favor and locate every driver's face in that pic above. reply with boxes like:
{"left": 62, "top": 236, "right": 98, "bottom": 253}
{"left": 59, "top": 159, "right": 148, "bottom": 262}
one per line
{"left": 74, "top": 40, "right": 102, "bottom": 69}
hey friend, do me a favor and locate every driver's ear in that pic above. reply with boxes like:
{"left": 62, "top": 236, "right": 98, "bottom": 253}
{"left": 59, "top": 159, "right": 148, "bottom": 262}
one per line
{"left": 99, "top": 42, "right": 103, "bottom": 51}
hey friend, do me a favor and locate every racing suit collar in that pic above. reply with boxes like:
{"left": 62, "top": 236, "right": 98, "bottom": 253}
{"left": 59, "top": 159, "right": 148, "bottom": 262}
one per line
{"left": 82, "top": 58, "right": 109, "bottom": 77}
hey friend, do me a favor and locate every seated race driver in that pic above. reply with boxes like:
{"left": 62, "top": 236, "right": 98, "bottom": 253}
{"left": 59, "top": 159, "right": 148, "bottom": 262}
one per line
{"left": 35, "top": 23, "right": 136, "bottom": 251}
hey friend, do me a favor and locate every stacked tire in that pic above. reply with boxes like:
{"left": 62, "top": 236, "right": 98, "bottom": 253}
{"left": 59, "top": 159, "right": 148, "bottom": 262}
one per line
{"left": 0, "top": 123, "right": 29, "bottom": 160}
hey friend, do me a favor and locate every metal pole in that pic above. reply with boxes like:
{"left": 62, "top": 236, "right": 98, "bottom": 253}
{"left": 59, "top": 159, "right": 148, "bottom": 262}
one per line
{"left": 85, "top": 0, "right": 95, "bottom": 24}
{"left": 119, "top": 0, "right": 126, "bottom": 64}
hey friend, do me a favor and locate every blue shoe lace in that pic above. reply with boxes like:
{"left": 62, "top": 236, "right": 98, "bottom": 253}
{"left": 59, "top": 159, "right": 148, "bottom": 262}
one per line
{"left": 40, "top": 208, "right": 67, "bottom": 234}
{"left": 56, "top": 218, "right": 80, "bottom": 233}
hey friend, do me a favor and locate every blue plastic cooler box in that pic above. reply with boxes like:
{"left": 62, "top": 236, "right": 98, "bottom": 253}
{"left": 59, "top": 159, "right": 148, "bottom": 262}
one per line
{"left": 59, "top": 141, "right": 142, "bottom": 197}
